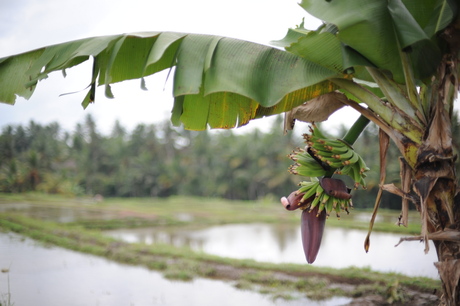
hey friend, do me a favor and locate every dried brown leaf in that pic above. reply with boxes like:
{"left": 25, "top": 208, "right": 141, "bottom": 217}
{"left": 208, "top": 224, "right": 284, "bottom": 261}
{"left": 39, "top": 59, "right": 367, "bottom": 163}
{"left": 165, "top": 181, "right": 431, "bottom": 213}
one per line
{"left": 423, "top": 99, "right": 453, "bottom": 156}
{"left": 283, "top": 92, "right": 346, "bottom": 133}
{"left": 414, "top": 176, "right": 439, "bottom": 253}
{"left": 395, "top": 228, "right": 460, "bottom": 247}
{"left": 364, "top": 129, "right": 390, "bottom": 253}
{"left": 379, "top": 129, "right": 390, "bottom": 182}
{"left": 398, "top": 158, "right": 412, "bottom": 227}
{"left": 381, "top": 183, "right": 405, "bottom": 197}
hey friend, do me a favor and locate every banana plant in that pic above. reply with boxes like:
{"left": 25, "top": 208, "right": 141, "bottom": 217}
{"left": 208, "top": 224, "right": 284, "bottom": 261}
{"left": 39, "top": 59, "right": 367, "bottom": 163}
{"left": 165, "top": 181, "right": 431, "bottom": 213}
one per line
{"left": 0, "top": 0, "right": 459, "bottom": 304}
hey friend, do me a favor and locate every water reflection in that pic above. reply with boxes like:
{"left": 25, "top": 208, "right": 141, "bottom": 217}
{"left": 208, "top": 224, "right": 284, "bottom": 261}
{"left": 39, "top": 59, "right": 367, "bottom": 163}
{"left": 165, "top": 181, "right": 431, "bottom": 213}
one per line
{"left": 107, "top": 224, "right": 439, "bottom": 279}
{"left": 0, "top": 233, "right": 350, "bottom": 306}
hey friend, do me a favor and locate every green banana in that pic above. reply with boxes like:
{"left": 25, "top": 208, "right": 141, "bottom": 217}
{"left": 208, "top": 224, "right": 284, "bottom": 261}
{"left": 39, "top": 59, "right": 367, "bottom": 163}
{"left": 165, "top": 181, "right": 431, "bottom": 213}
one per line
{"left": 353, "top": 164, "right": 367, "bottom": 188}
{"left": 302, "top": 188, "right": 319, "bottom": 202}
{"left": 332, "top": 197, "right": 340, "bottom": 215}
{"left": 308, "top": 184, "right": 324, "bottom": 211}
{"left": 309, "top": 195, "right": 321, "bottom": 212}
{"left": 347, "top": 198, "right": 354, "bottom": 210}
{"left": 331, "top": 148, "right": 354, "bottom": 161}
{"left": 327, "top": 142, "right": 349, "bottom": 154}
{"left": 297, "top": 181, "right": 320, "bottom": 201}
{"left": 298, "top": 179, "right": 318, "bottom": 189}
{"left": 308, "top": 142, "right": 331, "bottom": 154}
{"left": 359, "top": 175, "right": 367, "bottom": 189}
{"left": 293, "top": 153, "right": 325, "bottom": 170}
{"left": 342, "top": 150, "right": 359, "bottom": 165}
{"left": 324, "top": 139, "right": 349, "bottom": 149}
{"left": 348, "top": 165, "right": 362, "bottom": 189}
{"left": 325, "top": 159, "right": 345, "bottom": 168}
{"left": 337, "top": 198, "right": 345, "bottom": 211}
{"left": 357, "top": 155, "right": 370, "bottom": 174}
{"left": 314, "top": 150, "right": 338, "bottom": 161}
{"left": 334, "top": 164, "right": 352, "bottom": 176}
{"left": 317, "top": 193, "right": 329, "bottom": 215}
{"left": 309, "top": 124, "right": 328, "bottom": 139}
{"left": 292, "top": 166, "right": 327, "bottom": 178}
{"left": 327, "top": 196, "right": 337, "bottom": 216}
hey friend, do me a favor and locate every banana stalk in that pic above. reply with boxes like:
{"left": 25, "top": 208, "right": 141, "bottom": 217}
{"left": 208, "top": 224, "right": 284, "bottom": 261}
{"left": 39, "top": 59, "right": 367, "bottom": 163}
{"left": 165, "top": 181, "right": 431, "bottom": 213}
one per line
{"left": 341, "top": 114, "right": 371, "bottom": 146}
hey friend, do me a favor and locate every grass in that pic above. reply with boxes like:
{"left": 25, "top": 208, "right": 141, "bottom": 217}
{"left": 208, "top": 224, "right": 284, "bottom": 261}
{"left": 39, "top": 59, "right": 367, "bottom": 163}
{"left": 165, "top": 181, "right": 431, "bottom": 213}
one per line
{"left": 0, "top": 192, "right": 423, "bottom": 234}
{"left": 0, "top": 268, "right": 13, "bottom": 306}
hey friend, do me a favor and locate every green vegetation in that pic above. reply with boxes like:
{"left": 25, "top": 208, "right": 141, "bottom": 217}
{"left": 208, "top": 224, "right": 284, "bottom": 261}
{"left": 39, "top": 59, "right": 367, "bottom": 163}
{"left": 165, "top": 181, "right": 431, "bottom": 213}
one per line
{"left": 0, "top": 193, "right": 422, "bottom": 234}
{"left": 2, "top": 115, "right": 459, "bottom": 209}
{"left": 0, "top": 115, "right": 297, "bottom": 200}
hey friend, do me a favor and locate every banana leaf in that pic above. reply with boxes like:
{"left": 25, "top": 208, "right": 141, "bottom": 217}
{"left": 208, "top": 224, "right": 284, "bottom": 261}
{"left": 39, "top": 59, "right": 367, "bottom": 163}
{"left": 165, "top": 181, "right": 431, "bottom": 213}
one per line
{"left": 0, "top": 32, "right": 340, "bottom": 130}
{"left": 0, "top": 0, "right": 456, "bottom": 130}
{"left": 300, "top": 0, "right": 456, "bottom": 83}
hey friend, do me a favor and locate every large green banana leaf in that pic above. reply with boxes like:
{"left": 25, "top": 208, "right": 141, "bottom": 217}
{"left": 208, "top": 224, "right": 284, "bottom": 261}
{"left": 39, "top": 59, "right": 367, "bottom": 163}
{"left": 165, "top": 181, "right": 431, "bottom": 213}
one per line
{"left": 296, "top": 0, "right": 456, "bottom": 84}
{"left": 0, "top": 32, "right": 340, "bottom": 130}
{"left": 0, "top": 0, "right": 456, "bottom": 130}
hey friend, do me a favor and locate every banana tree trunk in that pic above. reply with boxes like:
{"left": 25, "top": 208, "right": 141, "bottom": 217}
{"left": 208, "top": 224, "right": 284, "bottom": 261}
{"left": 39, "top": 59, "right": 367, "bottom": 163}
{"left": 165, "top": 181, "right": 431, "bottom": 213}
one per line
{"left": 414, "top": 104, "right": 458, "bottom": 305}
{"left": 411, "top": 49, "right": 459, "bottom": 305}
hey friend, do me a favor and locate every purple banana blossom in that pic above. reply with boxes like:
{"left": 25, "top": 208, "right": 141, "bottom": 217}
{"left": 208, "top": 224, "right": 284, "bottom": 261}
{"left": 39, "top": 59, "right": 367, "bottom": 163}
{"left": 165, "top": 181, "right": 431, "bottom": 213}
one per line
{"left": 281, "top": 190, "right": 325, "bottom": 264}
{"left": 319, "top": 177, "right": 352, "bottom": 200}
{"left": 280, "top": 191, "right": 312, "bottom": 211}
{"left": 301, "top": 207, "right": 326, "bottom": 263}
{"left": 281, "top": 177, "right": 351, "bottom": 264}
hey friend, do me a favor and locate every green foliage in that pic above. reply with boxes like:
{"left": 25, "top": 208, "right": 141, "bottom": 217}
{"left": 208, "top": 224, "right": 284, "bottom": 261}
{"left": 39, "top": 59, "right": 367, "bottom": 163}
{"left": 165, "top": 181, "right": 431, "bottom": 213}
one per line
{"left": 0, "top": 115, "right": 299, "bottom": 200}
{"left": 1, "top": 113, "right": 459, "bottom": 208}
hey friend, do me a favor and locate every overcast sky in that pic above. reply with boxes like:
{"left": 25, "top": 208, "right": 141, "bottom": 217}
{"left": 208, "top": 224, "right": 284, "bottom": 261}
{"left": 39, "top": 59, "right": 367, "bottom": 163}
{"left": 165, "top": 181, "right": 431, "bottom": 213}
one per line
{"left": 0, "top": 0, "right": 361, "bottom": 135}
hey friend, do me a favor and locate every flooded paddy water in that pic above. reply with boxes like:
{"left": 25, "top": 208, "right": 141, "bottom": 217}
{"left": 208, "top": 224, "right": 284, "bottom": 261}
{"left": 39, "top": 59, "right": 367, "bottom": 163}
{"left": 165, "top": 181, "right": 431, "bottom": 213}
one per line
{"left": 0, "top": 200, "right": 439, "bottom": 305}
{"left": 0, "top": 233, "right": 350, "bottom": 305}
{"left": 106, "top": 223, "right": 438, "bottom": 279}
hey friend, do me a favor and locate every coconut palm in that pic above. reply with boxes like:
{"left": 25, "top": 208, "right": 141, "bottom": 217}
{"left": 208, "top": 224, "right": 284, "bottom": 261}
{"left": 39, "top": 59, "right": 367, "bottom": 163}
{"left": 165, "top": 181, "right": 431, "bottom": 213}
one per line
{"left": 0, "top": 0, "right": 459, "bottom": 303}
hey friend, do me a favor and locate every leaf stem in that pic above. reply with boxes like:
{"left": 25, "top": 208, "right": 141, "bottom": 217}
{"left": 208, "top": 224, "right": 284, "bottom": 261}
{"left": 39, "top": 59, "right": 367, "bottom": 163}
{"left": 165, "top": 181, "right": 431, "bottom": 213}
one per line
{"left": 330, "top": 77, "right": 423, "bottom": 144}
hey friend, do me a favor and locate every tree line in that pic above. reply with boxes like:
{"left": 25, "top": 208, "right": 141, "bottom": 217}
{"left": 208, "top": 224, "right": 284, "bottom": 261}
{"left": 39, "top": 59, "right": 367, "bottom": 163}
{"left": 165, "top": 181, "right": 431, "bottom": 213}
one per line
{"left": 1, "top": 113, "right": 458, "bottom": 209}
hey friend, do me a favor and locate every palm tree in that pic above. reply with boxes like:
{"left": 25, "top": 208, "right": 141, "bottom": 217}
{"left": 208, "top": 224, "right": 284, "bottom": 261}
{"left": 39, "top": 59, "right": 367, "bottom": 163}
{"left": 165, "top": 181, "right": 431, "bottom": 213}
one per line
{"left": 0, "top": 0, "right": 459, "bottom": 303}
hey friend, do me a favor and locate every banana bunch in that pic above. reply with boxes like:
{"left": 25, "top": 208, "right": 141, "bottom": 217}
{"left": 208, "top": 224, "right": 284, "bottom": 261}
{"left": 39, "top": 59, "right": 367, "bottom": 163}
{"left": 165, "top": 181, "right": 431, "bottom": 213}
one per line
{"left": 289, "top": 124, "right": 369, "bottom": 189}
{"left": 296, "top": 178, "right": 352, "bottom": 219}
{"left": 283, "top": 124, "right": 369, "bottom": 263}
{"left": 288, "top": 148, "right": 327, "bottom": 178}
